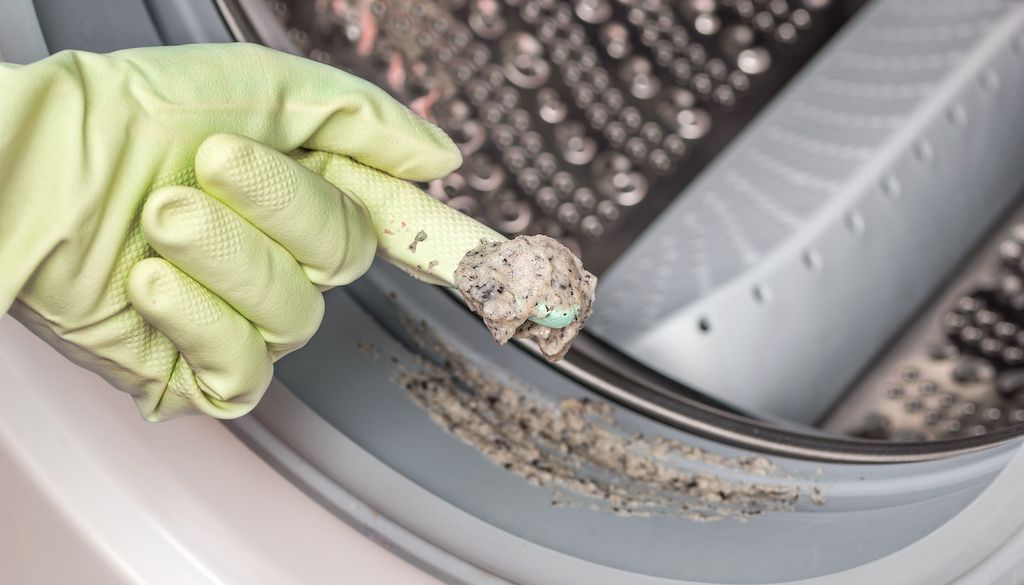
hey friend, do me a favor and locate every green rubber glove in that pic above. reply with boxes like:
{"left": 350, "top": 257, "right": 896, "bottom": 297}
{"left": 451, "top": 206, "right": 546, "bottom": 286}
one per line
{"left": 0, "top": 43, "right": 461, "bottom": 421}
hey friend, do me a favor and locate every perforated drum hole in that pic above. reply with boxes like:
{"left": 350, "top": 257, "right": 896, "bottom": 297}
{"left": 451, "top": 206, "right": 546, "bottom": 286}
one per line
{"left": 802, "top": 249, "right": 823, "bottom": 271}
{"left": 752, "top": 284, "right": 772, "bottom": 304}
{"left": 698, "top": 317, "right": 712, "bottom": 333}
{"left": 979, "top": 69, "right": 1001, "bottom": 91}
{"left": 880, "top": 175, "right": 901, "bottom": 199}
{"left": 945, "top": 104, "right": 968, "bottom": 127}
{"left": 845, "top": 210, "right": 866, "bottom": 235}
{"left": 913, "top": 140, "right": 934, "bottom": 164}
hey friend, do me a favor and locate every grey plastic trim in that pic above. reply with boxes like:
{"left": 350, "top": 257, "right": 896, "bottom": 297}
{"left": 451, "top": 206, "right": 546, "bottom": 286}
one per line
{"left": 234, "top": 379, "right": 1022, "bottom": 585}
{"left": 233, "top": 382, "right": 513, "bottom": 585}
{"left": 29, "top": 0, "right": 233, "bottom": 53}
{"left": 590, "top": 0, "right": 1024, "bottom": 424}
{"left": 232, "top": 370, "right": 1023, "bottom": 584}
{"left": 141, "top": 0, "right": 233, "bottom": 45}
{"left": 0, "top": 0, "right": 49, "bottom": 64}
{"left": 31, "top": 0, "right": 162, "bottom": 53}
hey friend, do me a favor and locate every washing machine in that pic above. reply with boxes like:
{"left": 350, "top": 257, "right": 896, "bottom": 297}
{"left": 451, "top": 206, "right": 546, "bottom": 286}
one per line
{"left": 4, "top": 0, "right": 1024, "bottom": 583}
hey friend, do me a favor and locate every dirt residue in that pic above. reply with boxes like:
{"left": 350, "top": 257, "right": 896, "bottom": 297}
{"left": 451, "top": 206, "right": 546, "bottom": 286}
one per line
{"left": 408, "top": 229, "right": 428, "bottom": 252}
{"left": 455, "top": 235, "right": 597, "bottom": 361}
{"left": 386, "top": 315, "right": 821, "bottom": 521}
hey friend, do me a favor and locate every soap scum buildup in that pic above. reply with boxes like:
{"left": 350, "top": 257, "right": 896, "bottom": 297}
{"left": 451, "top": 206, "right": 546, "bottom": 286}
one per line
{"left": 455, "top": 234, "right": 597, "bottom": 361}
{"left": 382, "top": 315, "right": 823, "bottom": 522}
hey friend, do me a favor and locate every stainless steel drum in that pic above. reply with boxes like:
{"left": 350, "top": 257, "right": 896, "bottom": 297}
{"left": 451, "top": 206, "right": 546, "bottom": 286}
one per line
{"left": 226, "top": 0, "right": 1024, "bottom": 457}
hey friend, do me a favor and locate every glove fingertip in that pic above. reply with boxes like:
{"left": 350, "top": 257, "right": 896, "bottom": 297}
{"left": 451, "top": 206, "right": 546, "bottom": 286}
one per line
{"left": 127, "top": 257, "right": 226, "bottom": 330}
{"left": 194, "top": 133, "right": 249, "bottom": 190}
{"left": 141, "top": 187, "right": 187, "bottom": 251}
{"left": 389, "top": 148, "right": 462, "bottom": 183}
{"left": 404, "top": 116, "right": 463, "bottom": 181}
{"left": 429, "top": 144, "right": 465, "bottom": 180}
{"left": 126, "top": 257, "right": 172, "bottom": 313}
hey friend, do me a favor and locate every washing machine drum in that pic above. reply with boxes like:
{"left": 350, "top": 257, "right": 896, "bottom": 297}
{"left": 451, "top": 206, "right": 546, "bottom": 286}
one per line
{"left": 228, "top": 1, "right": 1024, "bottom": 445}
{"left": 9, "top": 0, "right": 1024, "bottom": 583}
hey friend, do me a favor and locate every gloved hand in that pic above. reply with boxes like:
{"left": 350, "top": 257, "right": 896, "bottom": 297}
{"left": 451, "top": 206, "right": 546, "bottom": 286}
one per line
{"left": 0, "top": 43, "right": 461, "bottom": 421}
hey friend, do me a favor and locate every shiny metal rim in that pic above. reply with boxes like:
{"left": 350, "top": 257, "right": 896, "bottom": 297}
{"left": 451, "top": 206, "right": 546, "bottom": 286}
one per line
{"left": 547, "top": 335, "right": 1024, "bottom": 463}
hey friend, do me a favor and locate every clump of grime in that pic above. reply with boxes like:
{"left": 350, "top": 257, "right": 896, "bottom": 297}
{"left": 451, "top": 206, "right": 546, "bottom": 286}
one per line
{"left": 455, "top": 234, "right": 597, "bottom": 362}
{"left": 384, "top": 315, "right": 822, "bottom": 522}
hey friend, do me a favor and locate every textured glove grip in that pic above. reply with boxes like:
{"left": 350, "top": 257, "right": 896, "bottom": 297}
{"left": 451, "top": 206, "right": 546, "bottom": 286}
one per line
{"left": 298, "top": 151, "right": 505, "bottom": 286}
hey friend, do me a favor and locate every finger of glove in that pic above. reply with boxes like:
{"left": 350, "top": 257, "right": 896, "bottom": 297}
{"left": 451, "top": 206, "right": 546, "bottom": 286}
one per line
{"left": 141, "top": 185, "right": 324, "bottom": 354}
{"left": 301, "top": 82, "right": 463, "bottom": 182}
{"left": 195, "top": 134, "right": 376, "bottom": 287}
{"left": 114, "top": 43, "right": 462, "bottom": 181}
{"left": 127, "top": 257, "right": 273, "bottom": 407}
